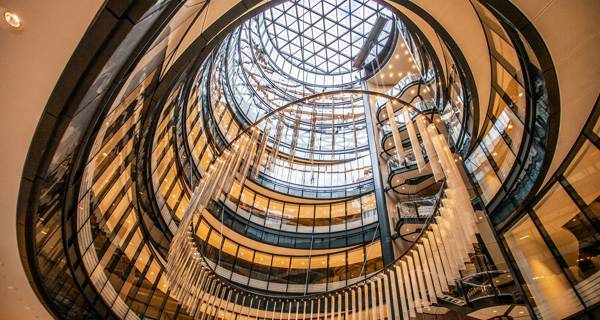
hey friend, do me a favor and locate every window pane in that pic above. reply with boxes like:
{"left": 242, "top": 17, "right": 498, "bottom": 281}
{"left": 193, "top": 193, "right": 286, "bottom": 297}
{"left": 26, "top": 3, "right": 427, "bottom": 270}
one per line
{"left": 331, "top": 202, "right": 345, "bottom": 225}
{"left": 270, "top": 256, "right": 290, "bottom": 283}
{"left": 298, "top": 205, "right": 314, "bottom": 228}
{"left": 234, "top": 246, "right": 254, "bottom": 277}
{"left": 253, "top": 194, "right": 268, "bottom": 216}
{"left": 282, "top": 203, "right": 299, "bottom": 227}
{"left": 228, "top": 181, "right": 242, "bottom": 205}
{"left": 534, "top": 184, "right": 600, "bottom": 306}
{"left": 483, "top": 126, "right": 515, "bottom": 180}
{"left": 266, "top": 200, "right": 283, "bottom": 227}
{"left": 347, "top": 247, "right": 365, "bottom": 280}
{"left": 329, "top": 252, "right": 347, "bottom": 283}
{"left": 252, "top": 252, "right": 272, "bottom": 281}
{"left": 494, "top": 103, "right": 524, "bottom": 154}
{"left": 308, "top": 255, "right": 328, "bottom": 284}
{"left": 505, "top": 215, "right": 583, "bottom": 318}
{"left": 346, "top": 198, "right": 362, "bottom": 224}
{"left": 466, "top": 145, "right": 501, "bottom": 203}
{"left": 238, "top": 188, "right": 255, "bottom": 212}
{"left": 490, "top": 29, "right": 520, "bottom": 77}
{"left": 221, "top": 239, "right": 238, "bottom": 270}
{"left": 314, "top": 205, "right": 330, "bottom": 227}
{"left": 495, "top": 61, "right": 526, "bottom": 120}
{"left": 288, "top": 257, "right": 308, "bottom": 284}
{"left": 365, "top": 242, "right": 383, "bottom": 275}
{"left": 564, "top": 140, "right": 600, "bottom": 221}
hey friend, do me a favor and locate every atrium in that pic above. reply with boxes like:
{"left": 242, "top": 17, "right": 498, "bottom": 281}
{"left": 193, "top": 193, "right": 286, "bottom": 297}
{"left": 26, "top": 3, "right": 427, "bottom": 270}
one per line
{"left": 0, "top": 0, "right": 599, "bottom": 319}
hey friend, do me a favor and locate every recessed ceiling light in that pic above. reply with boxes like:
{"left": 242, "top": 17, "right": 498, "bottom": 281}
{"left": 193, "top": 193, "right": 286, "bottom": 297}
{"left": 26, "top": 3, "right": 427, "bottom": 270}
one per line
{"left": 4, "top": 11, "right": 22, "bottom": 29}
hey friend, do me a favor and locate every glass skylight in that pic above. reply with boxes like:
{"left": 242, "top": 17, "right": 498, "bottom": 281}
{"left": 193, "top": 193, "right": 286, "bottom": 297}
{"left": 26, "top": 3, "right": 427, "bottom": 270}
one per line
{"left": 260, "top": 0, "right": 393, "bottom": 86}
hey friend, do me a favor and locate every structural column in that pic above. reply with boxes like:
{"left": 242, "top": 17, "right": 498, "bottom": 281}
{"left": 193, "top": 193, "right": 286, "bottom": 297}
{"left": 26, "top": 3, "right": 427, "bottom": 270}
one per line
{"left": 361, "top": 92, "right": 394, "bottom": 266}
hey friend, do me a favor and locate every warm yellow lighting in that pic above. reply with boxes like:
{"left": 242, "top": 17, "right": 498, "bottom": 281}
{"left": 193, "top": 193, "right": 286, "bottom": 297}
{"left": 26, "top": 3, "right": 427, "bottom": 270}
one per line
{"left": 401, "top": 43, "right": 405, "bottom": 47}
{"left": 4, "top": 11, "right": 22, "bottom": 29}
{"left": 412, "top": 65, "right": 416, "bottom": 69}
{"left": 410, "top": 89, "right": 415, "bottom": 94}
{"left": 388, "top": 64, "right": 392, "bottom": 69}
{"left": 397, "top": 72, "right": 402, "bottom": 77}
{"left": 380, "top": 74, "right": 385, "bottom": 78}
{"left": 408, "top": 58, "right": 412, "bottom": 62}
{"left": 404, "top": 50, "right": 408, "bottom": 55}
{"left": 389, "top": 73, "right": 393, "bottom": 77}
{"left": 395, "top": 54, "right": 400, "bottom": 59}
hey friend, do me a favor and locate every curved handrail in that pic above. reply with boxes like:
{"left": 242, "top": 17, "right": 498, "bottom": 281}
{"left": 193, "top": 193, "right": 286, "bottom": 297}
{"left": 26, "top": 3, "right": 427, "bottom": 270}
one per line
{"left": 166, "top": 90, "right": 455, "bottom": 313}
{"left": 375, "top": 70, "right": 437, "bottom": 125}
{"left": 178, "top": 89, "right": 429, "bottom": 199}
{"left": 187, "top": 179, "right": 446, "bottom": 301}
{"left": 213, "top": 89, "right": 426, "bottom": 153}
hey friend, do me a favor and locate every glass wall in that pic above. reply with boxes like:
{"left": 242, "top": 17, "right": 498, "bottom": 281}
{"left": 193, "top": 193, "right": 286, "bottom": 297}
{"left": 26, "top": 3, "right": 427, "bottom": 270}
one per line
{"left": 226, "top": 181, "right": 377, "bottom": 233}
{"left": 194, "top": 215, "right": 383, "bottom": 293}
{"left": 502, "top": 107, "right": 600, "bottom": 319}
{"left": 466, "top": 3, "right": 526, "bottom": 205}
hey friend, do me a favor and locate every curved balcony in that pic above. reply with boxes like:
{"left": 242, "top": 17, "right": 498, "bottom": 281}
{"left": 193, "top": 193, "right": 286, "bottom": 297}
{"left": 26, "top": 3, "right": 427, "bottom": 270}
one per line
{"left": 375, "top": 71, "right": 436, "bottom": 125}
{"left": 169, "top": 95, "right": 484, "bottom": 310}
{"left": 168, "top": 152, "right": 487, "bottom": 318}
{"left": 387, "top": 150, "right": 437, "bottom": 194}
{"left": 209, "top": 200, "right": 380, "bottom": 250}
{"left": 191, "top": 209, "right": 385, "bottom": 294}
{"left": 393, "top": 196, "right": 438, "bottom": 242}
{"left": 225, "top": 181, "right": 377, "bottom": 234}
{"left": 252, "top": 171, "right": 375, "bottom": 200}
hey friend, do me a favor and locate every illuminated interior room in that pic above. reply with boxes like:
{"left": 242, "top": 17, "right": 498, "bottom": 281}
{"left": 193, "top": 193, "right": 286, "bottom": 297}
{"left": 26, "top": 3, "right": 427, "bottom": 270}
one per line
{"left": 0, "top": 0, "right": 599, "bottom": 319}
